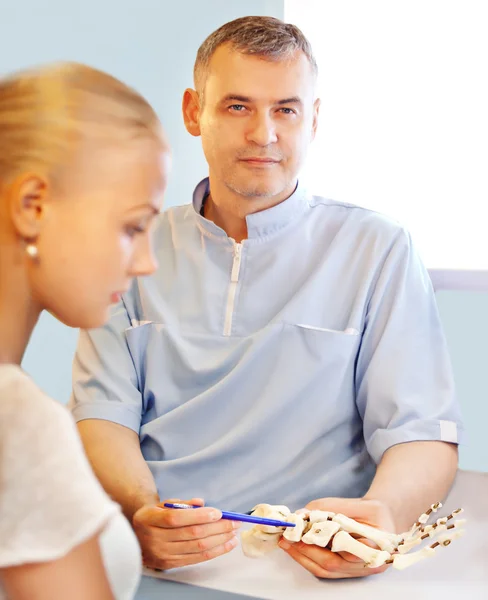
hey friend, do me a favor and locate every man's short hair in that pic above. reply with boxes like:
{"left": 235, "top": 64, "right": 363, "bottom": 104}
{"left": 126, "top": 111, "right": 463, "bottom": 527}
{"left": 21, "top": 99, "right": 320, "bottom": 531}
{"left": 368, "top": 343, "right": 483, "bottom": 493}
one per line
{"left": 194, "top": 16, "right": 318, "bottom": 99}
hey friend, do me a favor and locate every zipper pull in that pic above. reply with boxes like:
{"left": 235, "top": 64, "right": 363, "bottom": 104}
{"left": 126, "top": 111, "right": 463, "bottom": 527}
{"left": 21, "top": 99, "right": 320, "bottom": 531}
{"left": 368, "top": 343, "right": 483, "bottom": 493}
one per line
{"left": 231, "top": 243, "right": 242, "bottom": 282}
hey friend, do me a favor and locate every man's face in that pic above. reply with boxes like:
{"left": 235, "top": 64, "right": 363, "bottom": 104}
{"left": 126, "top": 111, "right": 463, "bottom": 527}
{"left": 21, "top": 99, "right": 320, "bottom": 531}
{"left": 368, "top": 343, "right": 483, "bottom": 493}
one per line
{"left": 195, "top": 45, "right": 319, "bottom": 200}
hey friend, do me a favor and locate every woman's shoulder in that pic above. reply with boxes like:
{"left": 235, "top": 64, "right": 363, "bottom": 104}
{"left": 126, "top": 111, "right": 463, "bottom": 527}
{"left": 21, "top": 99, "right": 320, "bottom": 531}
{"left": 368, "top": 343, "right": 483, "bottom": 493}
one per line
{"left": 0, "top": 364, "right": 86, "bottom": 475}
{"left": 0, "top": 365, "right": 122, "bottom": 569}
{"left": 0, "top": 364, "right": 72, "bottom": 430}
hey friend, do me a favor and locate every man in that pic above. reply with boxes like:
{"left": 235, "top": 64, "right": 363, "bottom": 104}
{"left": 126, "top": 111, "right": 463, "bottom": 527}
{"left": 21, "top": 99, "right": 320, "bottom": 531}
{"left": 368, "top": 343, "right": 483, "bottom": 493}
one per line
{"left": 71, "top": 16, "right": 463, "bottom": 579}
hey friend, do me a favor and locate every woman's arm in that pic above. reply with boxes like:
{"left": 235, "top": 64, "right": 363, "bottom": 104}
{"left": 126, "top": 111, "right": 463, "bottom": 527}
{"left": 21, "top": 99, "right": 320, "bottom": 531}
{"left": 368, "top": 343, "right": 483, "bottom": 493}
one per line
{"left": 2, "top": 534, "right": 114, "bottom": 600}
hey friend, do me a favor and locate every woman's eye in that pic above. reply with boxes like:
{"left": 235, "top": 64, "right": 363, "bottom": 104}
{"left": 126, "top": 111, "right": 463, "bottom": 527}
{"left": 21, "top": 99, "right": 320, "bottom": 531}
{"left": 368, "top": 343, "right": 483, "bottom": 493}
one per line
{"left": 125, "top": 225, "right": 146, "bottom": 238}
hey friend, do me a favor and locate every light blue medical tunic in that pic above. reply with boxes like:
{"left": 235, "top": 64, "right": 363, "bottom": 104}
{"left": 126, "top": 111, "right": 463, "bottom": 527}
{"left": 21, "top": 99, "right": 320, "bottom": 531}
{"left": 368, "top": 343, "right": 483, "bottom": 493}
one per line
{"left": 71, "top": 179, "right": 464, "bottom": 512}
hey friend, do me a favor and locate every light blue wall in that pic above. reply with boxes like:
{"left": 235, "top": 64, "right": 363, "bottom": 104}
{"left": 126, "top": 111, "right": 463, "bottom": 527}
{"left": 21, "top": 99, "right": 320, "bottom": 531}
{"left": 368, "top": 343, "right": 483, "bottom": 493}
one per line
{"left": 7, "top": 0, "right": 283, "bottom": 405}
{"left": 436, "top": 292, "right": 488, "bottom": 471}
{"left": 5, "top": 2, "right": 486, "bottom": 473}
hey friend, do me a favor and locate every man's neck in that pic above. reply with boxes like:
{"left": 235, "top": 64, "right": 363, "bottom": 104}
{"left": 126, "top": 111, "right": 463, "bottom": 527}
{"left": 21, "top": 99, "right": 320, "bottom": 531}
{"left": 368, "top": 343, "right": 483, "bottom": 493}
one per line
{"left": 202, "top": 179, "right": 297, "bottom": 243}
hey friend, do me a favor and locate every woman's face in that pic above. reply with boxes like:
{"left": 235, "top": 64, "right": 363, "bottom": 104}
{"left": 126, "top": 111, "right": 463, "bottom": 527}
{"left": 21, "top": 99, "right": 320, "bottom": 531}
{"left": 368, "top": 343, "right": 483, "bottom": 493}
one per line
{"left": 26, "top": 135, "right": 171, "bottom": 329}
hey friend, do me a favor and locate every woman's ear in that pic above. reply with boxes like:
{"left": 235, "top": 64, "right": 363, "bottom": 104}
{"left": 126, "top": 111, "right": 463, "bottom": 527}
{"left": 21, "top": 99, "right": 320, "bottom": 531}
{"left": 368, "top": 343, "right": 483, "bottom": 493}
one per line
{"left": 8, "top": 174, "right": 49, "bottom": 239}
{"left": 182, "top": 88, "right": 202, "bottom": 137}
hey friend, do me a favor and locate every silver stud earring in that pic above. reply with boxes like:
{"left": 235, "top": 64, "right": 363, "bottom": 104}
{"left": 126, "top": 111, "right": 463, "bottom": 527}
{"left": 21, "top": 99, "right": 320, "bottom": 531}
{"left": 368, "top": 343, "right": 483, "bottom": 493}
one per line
{"left": 26, "top": 244, "right": 39, "bottom": 259}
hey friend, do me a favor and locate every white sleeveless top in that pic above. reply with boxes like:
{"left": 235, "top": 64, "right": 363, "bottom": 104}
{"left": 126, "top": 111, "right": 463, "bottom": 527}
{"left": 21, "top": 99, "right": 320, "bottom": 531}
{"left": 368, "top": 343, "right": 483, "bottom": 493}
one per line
{"left": 0, "top": 365, "right": 141, "bottom": 599}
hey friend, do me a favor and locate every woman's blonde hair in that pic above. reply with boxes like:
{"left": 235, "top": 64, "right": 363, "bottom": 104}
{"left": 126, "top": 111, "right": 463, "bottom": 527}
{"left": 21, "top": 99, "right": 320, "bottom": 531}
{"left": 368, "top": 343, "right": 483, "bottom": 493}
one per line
{"left": 0, "top": 62, "right": 161, "bottom": 188}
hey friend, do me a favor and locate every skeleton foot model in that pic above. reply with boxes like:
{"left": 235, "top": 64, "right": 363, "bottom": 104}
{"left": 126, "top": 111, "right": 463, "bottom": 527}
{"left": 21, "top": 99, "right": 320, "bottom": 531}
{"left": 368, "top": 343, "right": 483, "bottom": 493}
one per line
{"left": 241, "top": 502, "right": 465, "bottom": 571}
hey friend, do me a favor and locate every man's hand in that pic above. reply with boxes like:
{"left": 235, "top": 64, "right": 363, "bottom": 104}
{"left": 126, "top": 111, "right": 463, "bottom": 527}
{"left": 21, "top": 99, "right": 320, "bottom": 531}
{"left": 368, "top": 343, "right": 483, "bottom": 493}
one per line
{"left": 133, "top": 498, "right": 241, "bottom": 571}
{"left": 278, "top": 497, "right": 396, "bottom": 579}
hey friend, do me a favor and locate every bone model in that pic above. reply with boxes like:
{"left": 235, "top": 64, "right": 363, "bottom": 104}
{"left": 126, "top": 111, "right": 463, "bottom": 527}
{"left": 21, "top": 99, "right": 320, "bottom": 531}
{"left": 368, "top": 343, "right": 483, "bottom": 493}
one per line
{"left": 241, "top": 502, "right": 465, "bottom": 570}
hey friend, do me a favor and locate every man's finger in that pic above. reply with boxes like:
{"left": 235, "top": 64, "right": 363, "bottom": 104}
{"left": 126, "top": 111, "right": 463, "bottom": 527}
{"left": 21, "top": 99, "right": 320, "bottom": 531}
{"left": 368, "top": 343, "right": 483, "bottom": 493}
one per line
{"left": 155, "top": 519, "right": 240, "bottom": 542}
{"left": 336, "top": 550, "right": 364, "bottom": 563}
{"left": 161, "top": 497, "right": 205, "bottom": 507}
{"left": 146, "top": 536, "right": 239, "bottom": 571}
{"left": 138, "top": 504, "right": 222, "bottom": 528}
{"left": 280, "top": 541, "right": 380, "bottom": 576}
{"left": 163, "top": 530, "right": 239, "bottom": 555}
{"left": 282, "top": 544, "right": 357, "bottom": 579}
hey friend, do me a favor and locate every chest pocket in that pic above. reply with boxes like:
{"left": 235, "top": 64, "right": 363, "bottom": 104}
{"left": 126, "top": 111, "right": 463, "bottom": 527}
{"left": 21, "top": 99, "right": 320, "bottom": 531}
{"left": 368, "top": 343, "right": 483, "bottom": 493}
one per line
{"left": 125, "top": 320, "right": 360, "bottom": 426}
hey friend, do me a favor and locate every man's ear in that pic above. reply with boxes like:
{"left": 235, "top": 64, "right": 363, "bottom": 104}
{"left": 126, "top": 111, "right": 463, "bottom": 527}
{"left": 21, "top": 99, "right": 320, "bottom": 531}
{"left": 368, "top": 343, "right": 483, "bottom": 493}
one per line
{"left": 8, "top": 174, "right": 49, "bottom": 240}
{"left": 311, "top": 97, "right": 321, "bottom": 141}
{"left": 182, "top": 88, "right": 202, "bottom": 137}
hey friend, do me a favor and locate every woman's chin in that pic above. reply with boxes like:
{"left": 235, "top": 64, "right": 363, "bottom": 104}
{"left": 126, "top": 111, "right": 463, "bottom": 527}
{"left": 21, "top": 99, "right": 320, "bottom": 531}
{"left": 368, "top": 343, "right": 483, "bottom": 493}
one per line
{"left": 47, "top": 305, "right": 109, "bottom": 331}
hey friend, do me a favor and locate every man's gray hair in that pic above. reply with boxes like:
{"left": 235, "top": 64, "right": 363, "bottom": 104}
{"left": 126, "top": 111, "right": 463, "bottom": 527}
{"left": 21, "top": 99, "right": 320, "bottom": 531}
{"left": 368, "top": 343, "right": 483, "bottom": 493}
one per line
{"left": 194, "top": 16, "right": 317, "bottom": 97}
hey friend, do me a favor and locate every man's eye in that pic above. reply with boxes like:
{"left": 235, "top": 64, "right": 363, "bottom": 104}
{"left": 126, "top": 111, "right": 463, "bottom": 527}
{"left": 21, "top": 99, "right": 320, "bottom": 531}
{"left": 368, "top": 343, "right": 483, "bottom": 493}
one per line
{"left": 279, "top": 107, "right": 295, "bottom": 115}
{"left": 229, "top": 104, "right": 246, "bottom": 112}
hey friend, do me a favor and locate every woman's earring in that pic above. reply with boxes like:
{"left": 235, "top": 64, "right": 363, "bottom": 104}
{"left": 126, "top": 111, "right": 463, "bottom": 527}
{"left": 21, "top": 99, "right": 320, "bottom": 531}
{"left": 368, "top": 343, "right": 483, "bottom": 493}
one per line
{"left": 25, "top": 244, "right": 39, "bottom": 259}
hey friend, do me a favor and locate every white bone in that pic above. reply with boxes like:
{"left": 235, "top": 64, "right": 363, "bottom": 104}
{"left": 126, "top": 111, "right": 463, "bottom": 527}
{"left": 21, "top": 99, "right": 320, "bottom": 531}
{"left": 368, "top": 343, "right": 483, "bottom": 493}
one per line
{"left": 392, "top": 547, "right": 436, "bottom": 570}
{"left": 435, "top": 529, "right": 465, "bottom": 546}
{"left": 241, "top": 503, "right": 293, "bottom": 556}
{"left": 400, "top": 502, "right": 444, "bottom": 540}
{"left": 250, "top": 504, "right": 290, "bottom": 533}
{"left": 433, "top": 511, "right": 464, "bottom": 527}
{"left": 419, "top": 523, "right": 448, "bottom": 539}
{"left": 252, "top": 529, "right": 283, "bottom": 542}
{"left": 249, "top": 503, "right": 271, "bottom": 515}
{"left": 406, "top": 509, "right": 463, "bottom": 539}
{"left": 282, "top": 514, "right": 308, "bottom": 543}
{"left": 331, "top": 531, "right": 391, "bottom": 568}
{"left": 397, "top": 537, "right": 422, "bottom": 554}
{"left": 301, "top": 521, "right": 341, "bottom": 547}
{"left": 397, "top": 523, "right": 449, "bottom": 554}
{"left": 241, "top": 501, "right": 466, "bottom": 572}
{"left": 393, "top": 528, "right": 465, "bottom": 569}
{"left": 251, "top": 504, "right": 290, "bottom": 517}
{"left": 255, "top": 524, "right": 286, "bottom": 534}
{"left": 399, "top": 518, "right": 467, "bottom": 552}
{"left": 418, "top": 502, "right": 442, "bottom": 524}
{"left": 401, "top": 525, "right": 420, "bottom": 542}
{"left": 332, "top": 514, "right": 402, "bottom": 553}
{"left": 308, "top": 510, "right": 336, "bottom": 524}
{"left": 241, "top": 529, "right": 280, "bottom": 558}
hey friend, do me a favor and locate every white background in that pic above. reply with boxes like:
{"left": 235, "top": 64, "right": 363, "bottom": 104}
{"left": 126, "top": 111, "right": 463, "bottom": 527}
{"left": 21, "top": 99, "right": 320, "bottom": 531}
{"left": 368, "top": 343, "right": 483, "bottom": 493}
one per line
{"left": 286, "top": 0, "right": 488, "bottom": 271}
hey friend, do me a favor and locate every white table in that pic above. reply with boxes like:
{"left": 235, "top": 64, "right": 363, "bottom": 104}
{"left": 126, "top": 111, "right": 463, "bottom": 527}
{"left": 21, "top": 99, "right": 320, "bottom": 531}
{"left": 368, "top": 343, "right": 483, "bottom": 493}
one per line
{"left": 136, "top": 470, "right": 488, "bottom": 599}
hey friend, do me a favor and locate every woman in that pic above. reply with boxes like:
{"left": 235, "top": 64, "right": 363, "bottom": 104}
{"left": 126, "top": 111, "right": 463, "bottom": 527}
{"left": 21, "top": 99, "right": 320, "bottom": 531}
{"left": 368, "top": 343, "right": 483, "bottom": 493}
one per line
{"left": 0, "top": 62, "right": 171, "bottom": 599}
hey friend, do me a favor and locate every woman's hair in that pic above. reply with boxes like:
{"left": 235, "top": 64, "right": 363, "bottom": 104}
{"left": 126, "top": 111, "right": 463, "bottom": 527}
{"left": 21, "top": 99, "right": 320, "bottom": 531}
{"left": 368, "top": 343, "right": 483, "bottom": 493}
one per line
{"left": 0, "top": 62, "right": 161, "bottom": 188}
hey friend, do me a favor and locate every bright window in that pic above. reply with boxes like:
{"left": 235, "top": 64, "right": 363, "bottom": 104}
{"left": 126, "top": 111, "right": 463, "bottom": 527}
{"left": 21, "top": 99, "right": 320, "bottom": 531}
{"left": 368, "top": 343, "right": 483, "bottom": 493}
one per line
{"left": 285, "top": 1, "right": 488, "bottom": 285}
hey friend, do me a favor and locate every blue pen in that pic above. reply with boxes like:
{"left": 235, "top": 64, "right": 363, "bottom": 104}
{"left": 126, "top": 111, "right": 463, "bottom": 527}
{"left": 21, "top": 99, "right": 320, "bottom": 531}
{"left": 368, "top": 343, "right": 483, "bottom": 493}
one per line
{"left": 163, "top": 502, "right": 296, "bottom": 528}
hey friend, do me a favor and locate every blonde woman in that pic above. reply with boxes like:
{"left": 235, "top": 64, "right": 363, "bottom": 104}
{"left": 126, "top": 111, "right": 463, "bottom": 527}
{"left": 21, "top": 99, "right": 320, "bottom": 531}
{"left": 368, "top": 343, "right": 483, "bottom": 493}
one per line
{"left": 0, "top": 63, "right": 170, "bottom": 599}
